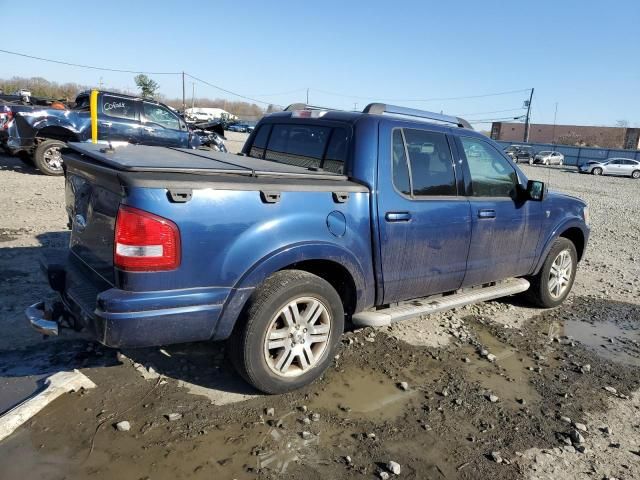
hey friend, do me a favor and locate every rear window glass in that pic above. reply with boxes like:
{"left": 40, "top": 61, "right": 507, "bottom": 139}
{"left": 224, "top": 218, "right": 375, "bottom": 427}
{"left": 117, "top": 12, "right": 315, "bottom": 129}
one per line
{"left": 74, "top": 95, "right": 90, "bottom": 110}
{"left": 102, "top": 95, "right": 137, "bottom": 120}
{"left": 248, "top": 123, "right": 350, "bottom": 174}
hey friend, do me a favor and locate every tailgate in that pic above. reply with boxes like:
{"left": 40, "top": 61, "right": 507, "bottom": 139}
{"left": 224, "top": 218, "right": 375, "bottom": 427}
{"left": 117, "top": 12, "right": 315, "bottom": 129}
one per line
{"left": 65, "top": 155, "right": 123, "bottom": 284}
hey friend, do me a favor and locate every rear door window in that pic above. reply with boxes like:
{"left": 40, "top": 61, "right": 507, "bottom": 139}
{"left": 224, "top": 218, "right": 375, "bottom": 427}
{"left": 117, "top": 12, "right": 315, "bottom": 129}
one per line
{"left": 101, "top": 95, "right": 138, "bottom": 121}
{"left": 391, "top": 128, "right": 457, "bottom": 197}
{"left": 249, "top": 123, "right": 350, "bottom": 173}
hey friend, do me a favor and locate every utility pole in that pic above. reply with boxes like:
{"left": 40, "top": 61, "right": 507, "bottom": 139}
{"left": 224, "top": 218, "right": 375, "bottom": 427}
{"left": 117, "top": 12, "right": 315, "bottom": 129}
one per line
{"left": 191, "top": 83, "right": 195, "bottom": 109}
{"left": 552, "top": 102, "right": 558, "bottom": 145}
{"left": 182, "top": 72, "right": 186, "bottom": 112}
{"left": 523, "top": 87, "right": 534, "bottom": 142}
{"left": 306, "top": 88, "right": 309, "bottom": 105}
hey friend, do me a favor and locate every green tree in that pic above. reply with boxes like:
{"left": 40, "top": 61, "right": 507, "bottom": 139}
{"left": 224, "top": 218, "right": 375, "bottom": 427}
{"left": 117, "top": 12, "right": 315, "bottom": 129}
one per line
{"left": 134, "top": 74, "right": 159, "bottom": 99}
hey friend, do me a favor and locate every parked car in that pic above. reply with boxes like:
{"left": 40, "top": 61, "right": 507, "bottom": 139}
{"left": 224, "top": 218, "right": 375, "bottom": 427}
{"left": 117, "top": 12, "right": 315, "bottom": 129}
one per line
{"left": 186, "top": 111, "right": 216, "bottom": 122}
{"left": 533, "top": 151, "right": 564, "bottom": 165}
{"left": 504, "top": 145, "right": 535, "bottom": 164}
{"left": 1, "top": 90, "right": 199, "bottom": 175}
{"left": 26, "top": 103, "right": 589, "bottom": 394}
{"left": 579, "top": 158, "right": 640, "bottom": 178}
{"left": 227, "top": 123, "right": 249, "bottom": 133}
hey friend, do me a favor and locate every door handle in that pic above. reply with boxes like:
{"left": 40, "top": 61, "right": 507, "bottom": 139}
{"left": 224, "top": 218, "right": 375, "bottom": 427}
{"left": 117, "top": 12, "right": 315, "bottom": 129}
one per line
{"left": 143, "top": 126, "right": 154, "bottom": 132}
{"left": 478, "top": 209, "right": 496, "bottom": 219}
{"left": 100, "top": 121, "right": 112, "bottom": 127}
{"left": 385, "top": 212, "right": 412, "bottom": 222}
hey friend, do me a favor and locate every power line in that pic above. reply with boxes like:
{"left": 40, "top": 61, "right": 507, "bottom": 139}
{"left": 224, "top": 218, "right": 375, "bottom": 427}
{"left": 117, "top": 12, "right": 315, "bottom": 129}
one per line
{"left": 468, "top": 115, "right": 527, "bottom": 123}
{"left": 0, "top": 48, "right": 181, "bottom": 75}
{"left": 246, "top": 88, "right": 308, "bottom": 97}
{"left": 184, "top": 73, "right": 282, "bottom": 107}
{"left": 0, "top": 48, "right": 284, "bottom": 108}
{"left": 312, "top": 87, "right": 532, "bottom": 103}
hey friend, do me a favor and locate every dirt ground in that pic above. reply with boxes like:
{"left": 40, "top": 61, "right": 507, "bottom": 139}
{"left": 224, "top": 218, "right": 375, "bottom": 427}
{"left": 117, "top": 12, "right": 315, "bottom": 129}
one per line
{"left": 0, "top": 144, "right": 639, "bottom": 480}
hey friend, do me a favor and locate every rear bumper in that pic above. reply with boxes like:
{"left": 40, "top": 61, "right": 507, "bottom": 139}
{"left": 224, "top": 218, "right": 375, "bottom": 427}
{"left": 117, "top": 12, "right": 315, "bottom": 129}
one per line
{"left": 25, "top": 301, "right": 59, "bottom": 336}
{"left": 27, "top": 251, "right": 229, "bottom": 348}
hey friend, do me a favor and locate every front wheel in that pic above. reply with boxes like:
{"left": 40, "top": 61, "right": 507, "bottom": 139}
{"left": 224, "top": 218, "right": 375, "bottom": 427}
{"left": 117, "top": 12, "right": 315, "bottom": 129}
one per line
{"left": 525, "top": 238, "right": 577, "bottom": 308}
{"left": 592, "top": 167, "right": 603, "bottom": 176}
{"left": 34, "top": 139, "right": 66, "bottom": 176}
{"left": 228, "top": 270, "right": 344, "bottom": 394}
{"left": 632, "top": 170, "right": 640, "bottom": 179}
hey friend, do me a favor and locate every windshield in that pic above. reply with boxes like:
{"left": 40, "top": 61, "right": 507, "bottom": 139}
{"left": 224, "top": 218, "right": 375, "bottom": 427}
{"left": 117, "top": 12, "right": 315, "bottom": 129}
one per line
{"left": 538, "top": 151, "right": 552, "bottom": 155}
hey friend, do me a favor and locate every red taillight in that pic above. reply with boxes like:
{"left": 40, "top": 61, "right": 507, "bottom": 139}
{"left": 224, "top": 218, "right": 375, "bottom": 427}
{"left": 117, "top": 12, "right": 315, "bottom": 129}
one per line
{"left": 1, "top": 108, "right": 12, "bottom": 130}
{"left": 114, "top": 205, "right": 180, "bottom": 271}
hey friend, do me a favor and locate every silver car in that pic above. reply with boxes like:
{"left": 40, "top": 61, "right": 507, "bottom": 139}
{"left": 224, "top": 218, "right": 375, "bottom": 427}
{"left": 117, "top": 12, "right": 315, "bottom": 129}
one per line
{"left": 533, "top": 150, "right": 564, "bottom": 165}
{"left": 579, "top": 158, "right": 640, "bottom": 178}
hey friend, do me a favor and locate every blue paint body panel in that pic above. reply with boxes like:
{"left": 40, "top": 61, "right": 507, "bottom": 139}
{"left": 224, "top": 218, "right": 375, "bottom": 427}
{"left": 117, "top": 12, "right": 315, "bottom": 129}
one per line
{"left": 40, "top": 109, "right": 589, "bottom": 348}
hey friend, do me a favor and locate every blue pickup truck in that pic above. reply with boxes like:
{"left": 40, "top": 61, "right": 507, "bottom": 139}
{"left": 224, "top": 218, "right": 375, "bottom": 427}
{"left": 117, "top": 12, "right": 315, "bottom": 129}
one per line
{"left": 26, "top": 103, "right": 589, "bottom": 393}
{"left": 1, "top": 90, "right": 198, "bottom": 175}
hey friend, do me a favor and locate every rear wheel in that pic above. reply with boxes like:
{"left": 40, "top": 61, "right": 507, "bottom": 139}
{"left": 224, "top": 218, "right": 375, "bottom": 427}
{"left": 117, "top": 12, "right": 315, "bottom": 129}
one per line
{"left": 592, "top": 167, "right": 603, "bottom": 176}
{"left": 526, "top": 238, "right": 577, "bottom": 308}
{"left": 632, "top": 170, "right": 640, "bottom": 179}
{"left": 228, "top": 270, "right": 344, "bottom": 394}
{"left": 34, "top": 139, "right": 66, "bottom": 176}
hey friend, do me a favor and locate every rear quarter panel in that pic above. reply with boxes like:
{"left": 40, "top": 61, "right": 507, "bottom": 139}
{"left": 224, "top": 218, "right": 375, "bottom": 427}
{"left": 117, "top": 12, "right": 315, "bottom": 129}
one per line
{"left": 121, "top": 186, "right": 375, "bottom": 329}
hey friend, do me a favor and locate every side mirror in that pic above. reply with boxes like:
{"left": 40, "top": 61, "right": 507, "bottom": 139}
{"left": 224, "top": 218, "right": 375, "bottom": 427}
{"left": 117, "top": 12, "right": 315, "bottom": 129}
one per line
{"left": 525, "top": 180, "right": 545, "bottom": 201}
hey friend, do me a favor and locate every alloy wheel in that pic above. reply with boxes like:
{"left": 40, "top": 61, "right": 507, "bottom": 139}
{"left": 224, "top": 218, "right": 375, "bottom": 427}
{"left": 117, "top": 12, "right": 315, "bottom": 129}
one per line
{"left": 548, "top": 250, "right": 573, "bottom": 299}
{"left": 42, "top": 146, "right": 63, "bottom": 172}
{"left": 263, "top": 297, "right": 331, "bottom": 377}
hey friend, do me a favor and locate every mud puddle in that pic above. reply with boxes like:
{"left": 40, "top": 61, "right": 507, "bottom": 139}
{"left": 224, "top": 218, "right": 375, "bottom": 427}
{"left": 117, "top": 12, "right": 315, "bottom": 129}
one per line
{"left": 459, "top": 321, "right": 541, "bottom": 407}
{"left": 309, "top": 366, "right": 418, "bottom": 420}
{"left": 564, "top": 318, "right": 640, "bottom": 367}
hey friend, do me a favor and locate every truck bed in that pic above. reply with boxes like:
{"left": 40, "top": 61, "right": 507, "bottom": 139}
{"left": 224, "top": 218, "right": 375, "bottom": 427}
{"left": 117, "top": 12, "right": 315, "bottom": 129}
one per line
{"left": 67, "top": 143, "right": 352, "bottom": 181}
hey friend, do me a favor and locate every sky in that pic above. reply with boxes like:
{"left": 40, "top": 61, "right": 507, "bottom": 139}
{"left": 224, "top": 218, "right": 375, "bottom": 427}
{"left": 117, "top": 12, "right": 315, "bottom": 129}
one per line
{"left": 1, "top": 0, "right": 639, "bottom": 128}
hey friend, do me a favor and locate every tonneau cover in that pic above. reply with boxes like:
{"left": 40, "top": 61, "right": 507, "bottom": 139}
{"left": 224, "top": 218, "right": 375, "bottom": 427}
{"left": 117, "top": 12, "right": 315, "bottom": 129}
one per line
{"left": 67, "top": 143, "right": 348, "bottom": 180}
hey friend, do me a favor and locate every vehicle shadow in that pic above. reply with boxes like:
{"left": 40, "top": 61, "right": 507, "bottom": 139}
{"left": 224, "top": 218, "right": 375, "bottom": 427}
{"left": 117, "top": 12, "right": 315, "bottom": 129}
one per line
{"left": 122, "top": 342, "right": 259, "bottom": 398}
{"left": 0, "top": 152, "right": 41, "bottom": 175}
{"left": 0, "top": 229, "right": 257, "bottom": 406}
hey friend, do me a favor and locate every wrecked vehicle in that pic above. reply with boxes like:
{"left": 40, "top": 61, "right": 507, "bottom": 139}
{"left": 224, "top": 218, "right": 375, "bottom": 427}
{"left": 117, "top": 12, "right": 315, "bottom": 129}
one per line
{"left": 2, "top": 90, "right": 199, "bottom": 175}
{"left": 26, "top": 103, "right": 589, "bottom": 394}
{"left": 189, "top": 120, "right": 228, "bottom": 152}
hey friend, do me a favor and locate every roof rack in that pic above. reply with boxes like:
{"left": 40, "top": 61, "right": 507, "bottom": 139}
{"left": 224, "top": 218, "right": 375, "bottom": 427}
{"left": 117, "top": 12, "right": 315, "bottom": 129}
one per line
{"left": 284, "top": 103, "right": 342, "bottom": 112}
{"left": 364, "top": 103, "right": 471, "bottom": 129}
{"left": 283, "top": 102, "right": 472, "bottom": 129}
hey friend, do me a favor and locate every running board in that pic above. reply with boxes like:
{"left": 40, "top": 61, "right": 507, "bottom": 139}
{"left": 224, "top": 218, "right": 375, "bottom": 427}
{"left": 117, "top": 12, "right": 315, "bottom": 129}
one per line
{"left": 352, "top": 278, "right": 530, "bottom": 327}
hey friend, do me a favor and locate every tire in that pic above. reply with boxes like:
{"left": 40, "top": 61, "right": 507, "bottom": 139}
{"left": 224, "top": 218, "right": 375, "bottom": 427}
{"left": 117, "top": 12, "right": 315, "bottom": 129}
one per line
{"left": 34, "top": 139, "right": 66, "bottom": 176}
{"left": 559, "top": 159, "right": 564, "bottom": 166}
{"left": 592, "top": 167, "right": 603, "bottom": 176}
{"left": 528, "top": 158, "right": 534, "bottom": 165}
{"left": 228, "top": 270, "right": 344, "bottom": 394}
{"left": 526, "top": 238, "right": 578, "bottom": 308}
{"left": 632, "top": 170, "right": 640, "bottom": 179}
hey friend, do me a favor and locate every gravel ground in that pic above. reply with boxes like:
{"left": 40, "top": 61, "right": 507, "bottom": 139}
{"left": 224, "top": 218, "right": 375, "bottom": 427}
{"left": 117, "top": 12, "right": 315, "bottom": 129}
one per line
{"left": 0, "top": 153, "right": 638, "bottom": 479}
